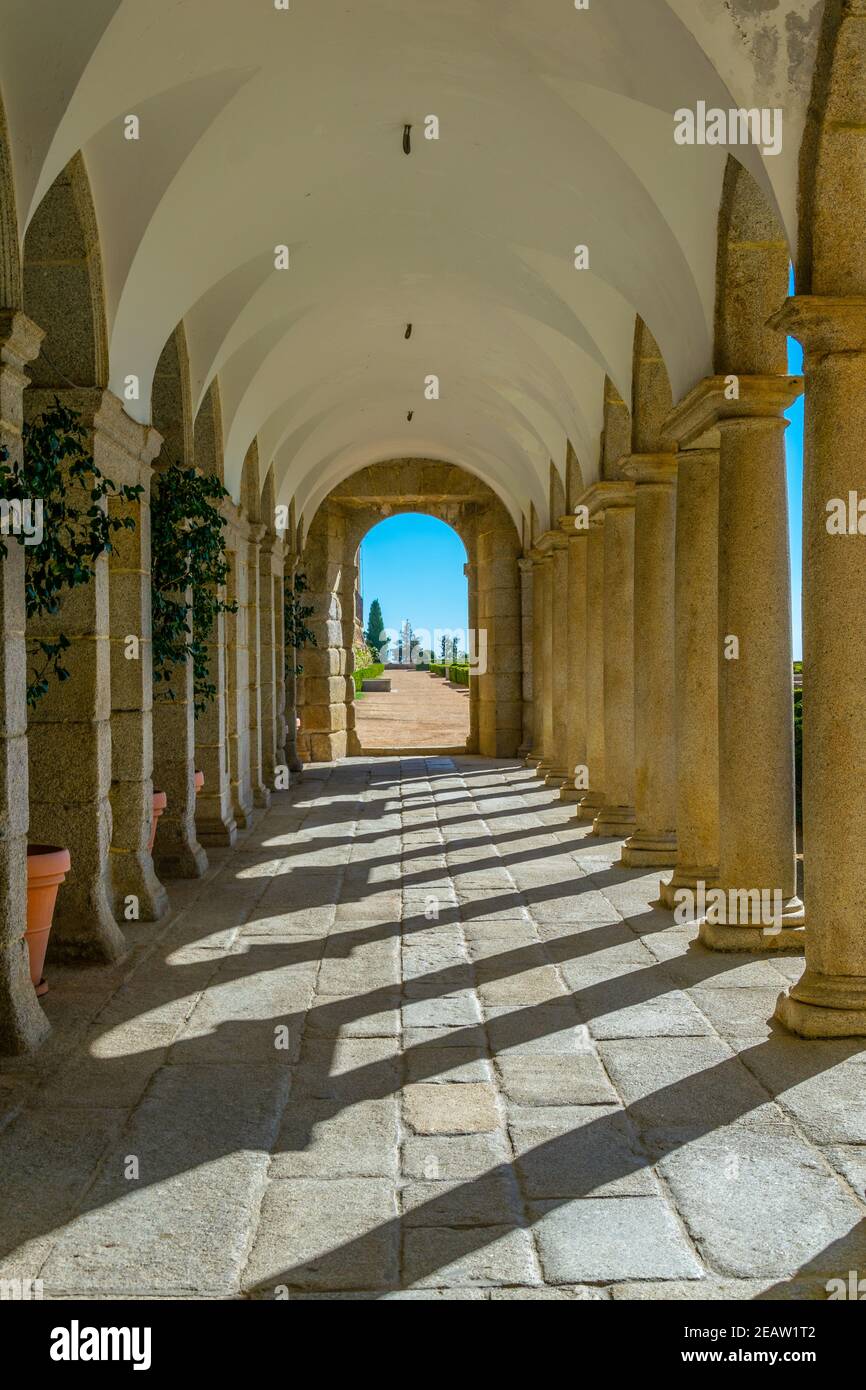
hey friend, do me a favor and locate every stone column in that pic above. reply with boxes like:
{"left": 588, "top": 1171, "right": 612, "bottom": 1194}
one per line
{"left": 465, "top": 558, "right": 480, "bottom": 754}
{"left": 283, "top": 558, "right": 303, "bottom": 774}
{"left": 518, "top": 557, "right": 534, "bottom": 757}
{"left": 664, "top": 376, "right": 802, "bottom": 948}
{"left": 559, "top": 521, "right": 589, "bottom": 802}
{"left": 770, "top": 298, "right": 866, "bottom": 1033}
{"left": 590, "top": 482, "right": 637, "bottom": 838}
{"left": 525, "top": 553, "right": 545, "bottom": 766}
{"left": 273, "top": 563, "right": 288, "bottom": 776}
{"left": 194, "top": 594, "right": 236, "bottom": 848}
{"left": 621, "top": 455, "right": 678, "bottom": 866}
{"left": 258, "top": 536, "right": 278, "bottom": 790}
{"left": 225, "top": 520, "right": 254, "bottom": 826}
{"left": 543, "top": 534, "right": 569, "bottom": 785}
{"left": 658, "top": 446, "right": 721, "bottom": 908}
{"left": 535, "top": 550, "right": 555, "bottom": 776}
{"left": 25, "top": 387, "right": 130, "bottom": 960}
{"left": 0, "top": 311, "right": 50, "bottom": 1051}
{"left": 247, "top": 523, "right": 270, "bottom": 808}
{"left": 577, "top": 513, "right": 605, "bottom": 822}
{"left": 102, "top": 396, "right": 169, "bottom": 920}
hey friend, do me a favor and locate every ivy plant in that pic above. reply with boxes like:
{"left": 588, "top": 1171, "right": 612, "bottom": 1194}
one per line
{"left": 285, "top": 569, "right": 316, "bottom": 676}
{"left": 150, "top": 461, "right": 236, "bottom": 715}
{"left": 0, "top": 399, "right": 143, "bottom": 708}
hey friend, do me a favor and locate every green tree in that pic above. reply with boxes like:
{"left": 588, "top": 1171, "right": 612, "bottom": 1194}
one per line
{"left": 365, "top": 597, "right": 385, "bottom": 657}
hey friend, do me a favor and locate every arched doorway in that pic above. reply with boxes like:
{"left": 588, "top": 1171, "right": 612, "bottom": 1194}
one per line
{"left": 355, "top": 512, "right": 470, "bottom": 754}
{"left": 295, "top": 459, "right": 522, "bottom": 762}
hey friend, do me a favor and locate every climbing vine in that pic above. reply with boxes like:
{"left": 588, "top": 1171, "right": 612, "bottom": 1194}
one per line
{"left": 150, "top": 461, "right": 236, "bottom": 715}
{"left": 284, "top": 569, "right": 316, "bottom": 676}
{"left": 0, "top": 399, "right": 143, "bottom": 708}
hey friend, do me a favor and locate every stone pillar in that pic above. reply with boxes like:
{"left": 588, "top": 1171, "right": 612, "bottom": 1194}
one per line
{"left": 518, "top": 557, "right": 534, "bottom": 757}
{"left": 24, "top": 387, "right": 127, "bottom": 960}
{"left": 620, "top": 455, "right": 678, "bottom": 866}
{"left": 283, "top": 558, "right": 303, "bottom": 775}
{"left": 273, "top": 563, "right": 288, "bottom": 775}
{"left": 258, "top": 536, "right": 278, "bottom": 790}
{"left": 465, "top": 558, "right": 480, "bottom": 754}
{"left": 194, "top": 593, "right": 236, "bottom": 848}
{"left": 525, "top": 553, "right": 545, "bottom": 765}
{"left": 658, "top": 447, "right": 721, "bottom": 908}
{"left": 560, "top": 521, "right": 588, "bottom": 802}
{"left": 102, "top": 396, "right": 169, "bottom": 920}
{"left": 577, "top": 513, "right": 605, "bottom": 822}
{"left": 770, "top": 298, "right": 866, "bottom": 1033}
{"left": 543, "top": 534, "right": 569, "bottom": 785}
{"left": 590, "top": 482, "right": 637, "bottom": 838}
{"left": 0, "top": 311, "right": 50, "bottom": 1051}
{"left": 475, "top": 515, "right": 521, "bottom": 757}
{"left": 535, "top": 551, "right": 555, "bottom": 776}
{"left": 663, "top": 376, "right": 802, "bottom": 948}
{"left": 299, "top": 506, "right": 349, "bottom": 762}
{"left": 247, "top": 524, "right": 270, "bottom": 808}
{"left": 225, "top": 520, "right": 254, "bottom": 826}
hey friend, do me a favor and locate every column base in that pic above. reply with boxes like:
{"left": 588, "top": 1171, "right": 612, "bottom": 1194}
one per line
{"left": 0, "top": 939, "right": 51, "bottom": 1055}
{"left": 197, "top": 817, "right": 239, "bottom": 849}
{"left": 154, "top": 839, "right": 209, "bottom": 881}
{"left": 620, "top": 829, "right": 678, "bottom": 869}
{"left": 698, "top": 894, "right": 805, "bottom": 952}
{"left": 523, "top": 753, "right": 542, "bottom": 768}
{"left": 253, "top": 786, "right": 272, "bottom": 810}
{"left": 592, "top": 804, "right": 636, "bottom": 838}
{"left": 774, "top": 970, "right": 866, "bottom": 1038}
{"left": 559, "top": 780, "right": 582, "bottom": 803}
{"left": 575, "top": 791, "right": 604, "bottom": 823}
{"left": 658, "top": 866, "right": 719, "bottom": 912}
{"left": 110, "top": 851, "right": 170, "bottom": 923}
{"left": 543, "top": 767, "right": 567, "bottom": 788}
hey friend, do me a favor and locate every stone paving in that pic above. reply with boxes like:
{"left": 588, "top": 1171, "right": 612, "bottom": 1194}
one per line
{"left": 352, "top": 669, "right": 469, "bottom": 752}
{"left": 1, "top": 756, "right": 865, "bottom": 1299}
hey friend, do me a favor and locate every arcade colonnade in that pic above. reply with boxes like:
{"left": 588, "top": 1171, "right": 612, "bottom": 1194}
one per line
{"left": 1, "top": 0, "right": 866, "bottom": 1054}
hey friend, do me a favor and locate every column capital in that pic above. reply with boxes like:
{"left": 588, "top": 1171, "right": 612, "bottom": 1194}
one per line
{"left": 0, "top": 310, "right": 44, "bottom": 368}
{"left": 769, "top": 295, "right": 866, "bottom": 355}
{"left": 558, "top": 513, "right": 590, "bottom": 541}
{"left": 577, "top": 479, "right": 636, "bottom": 519}
{"left": 518, "top": 556, "right": 534, "bottom": 574}
{"left": 620, "top": 453, "right": 678, "bottom": 486}
{"left": 665, "top": 375, "right": 802, "bottom": 447}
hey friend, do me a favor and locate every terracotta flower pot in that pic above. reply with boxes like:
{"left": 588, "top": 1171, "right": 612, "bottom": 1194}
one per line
{"left": 150, "top": 790, "right": 167, "bottom": 853}
{"left": 25, "top": 844, "right": 71, "bottom": 998}
{"left": 194, "top": 769, "right": 205, "bottom": 796}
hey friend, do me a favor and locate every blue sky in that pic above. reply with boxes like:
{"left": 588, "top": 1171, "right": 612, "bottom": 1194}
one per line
{"left": 360, "top": 513, "right": 469, "bottom": 643}
{"left": 360, "top": 354, "right": 805, "bottom": 661}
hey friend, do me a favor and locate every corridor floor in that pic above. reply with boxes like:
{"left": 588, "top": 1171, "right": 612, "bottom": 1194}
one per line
{"left": 1, "top": 757, "right": 865, "bottom": 1299}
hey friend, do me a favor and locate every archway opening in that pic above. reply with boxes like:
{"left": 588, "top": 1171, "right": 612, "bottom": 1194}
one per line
{"left": 355, "top": 512, "right": 470, "bottom": 753}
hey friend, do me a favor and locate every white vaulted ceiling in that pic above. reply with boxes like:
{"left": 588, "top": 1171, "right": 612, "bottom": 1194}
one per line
{"left": 0, "top": 0, "right": 821, "bottom": 532}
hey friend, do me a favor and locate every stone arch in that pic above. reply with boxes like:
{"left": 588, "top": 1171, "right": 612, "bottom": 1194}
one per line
{"left": 240, "top": 438, "right": 262, "bottom": 522}
{"left": 715, "top": 157, "right": 790, "bottom": 376}
{"left": 22, "top": 153, "right": 107, "bottom": 389}
{"left": 631, "top": 316, "right": 675, "bottom": 453}
{"left": 796, "top": 0, "right": 864, "bottom": 296}
{"left": 0, "top": 86, "right": 21, "bottom": 310}
{"left": 152, "top": 320, "right": 194, "bottom": 467}
{"left": 600, "top": 375, "right": 631, "bottom": 479}
{"left": 565, "top": 441, "right": 584, "bottom": 513}
{"left": 193, "top": 377, "right": 225, "bottom": 481}
{"left": 548, "top": 460, "right": 566, "bottom": 525}
{"left": 298, "top": 459, "right": 522, "bottom": 761}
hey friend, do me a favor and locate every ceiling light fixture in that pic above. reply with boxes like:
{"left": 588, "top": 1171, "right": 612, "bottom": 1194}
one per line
{"left": 407, "top": 410, "right": 414, "bottom": 422}
{"left": 403, "top": 124, "right": 412, "bottom": 155}
{"left": 405, "top": 323, "right": 412, "bottom": 339}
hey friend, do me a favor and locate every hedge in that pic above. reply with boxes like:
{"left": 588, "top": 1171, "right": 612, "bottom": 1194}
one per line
{"left": 352, "top": 662, "right": 385, "bottom": 694}
{"left": 448, "top": 663, "right": 469, "bottom": 686}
